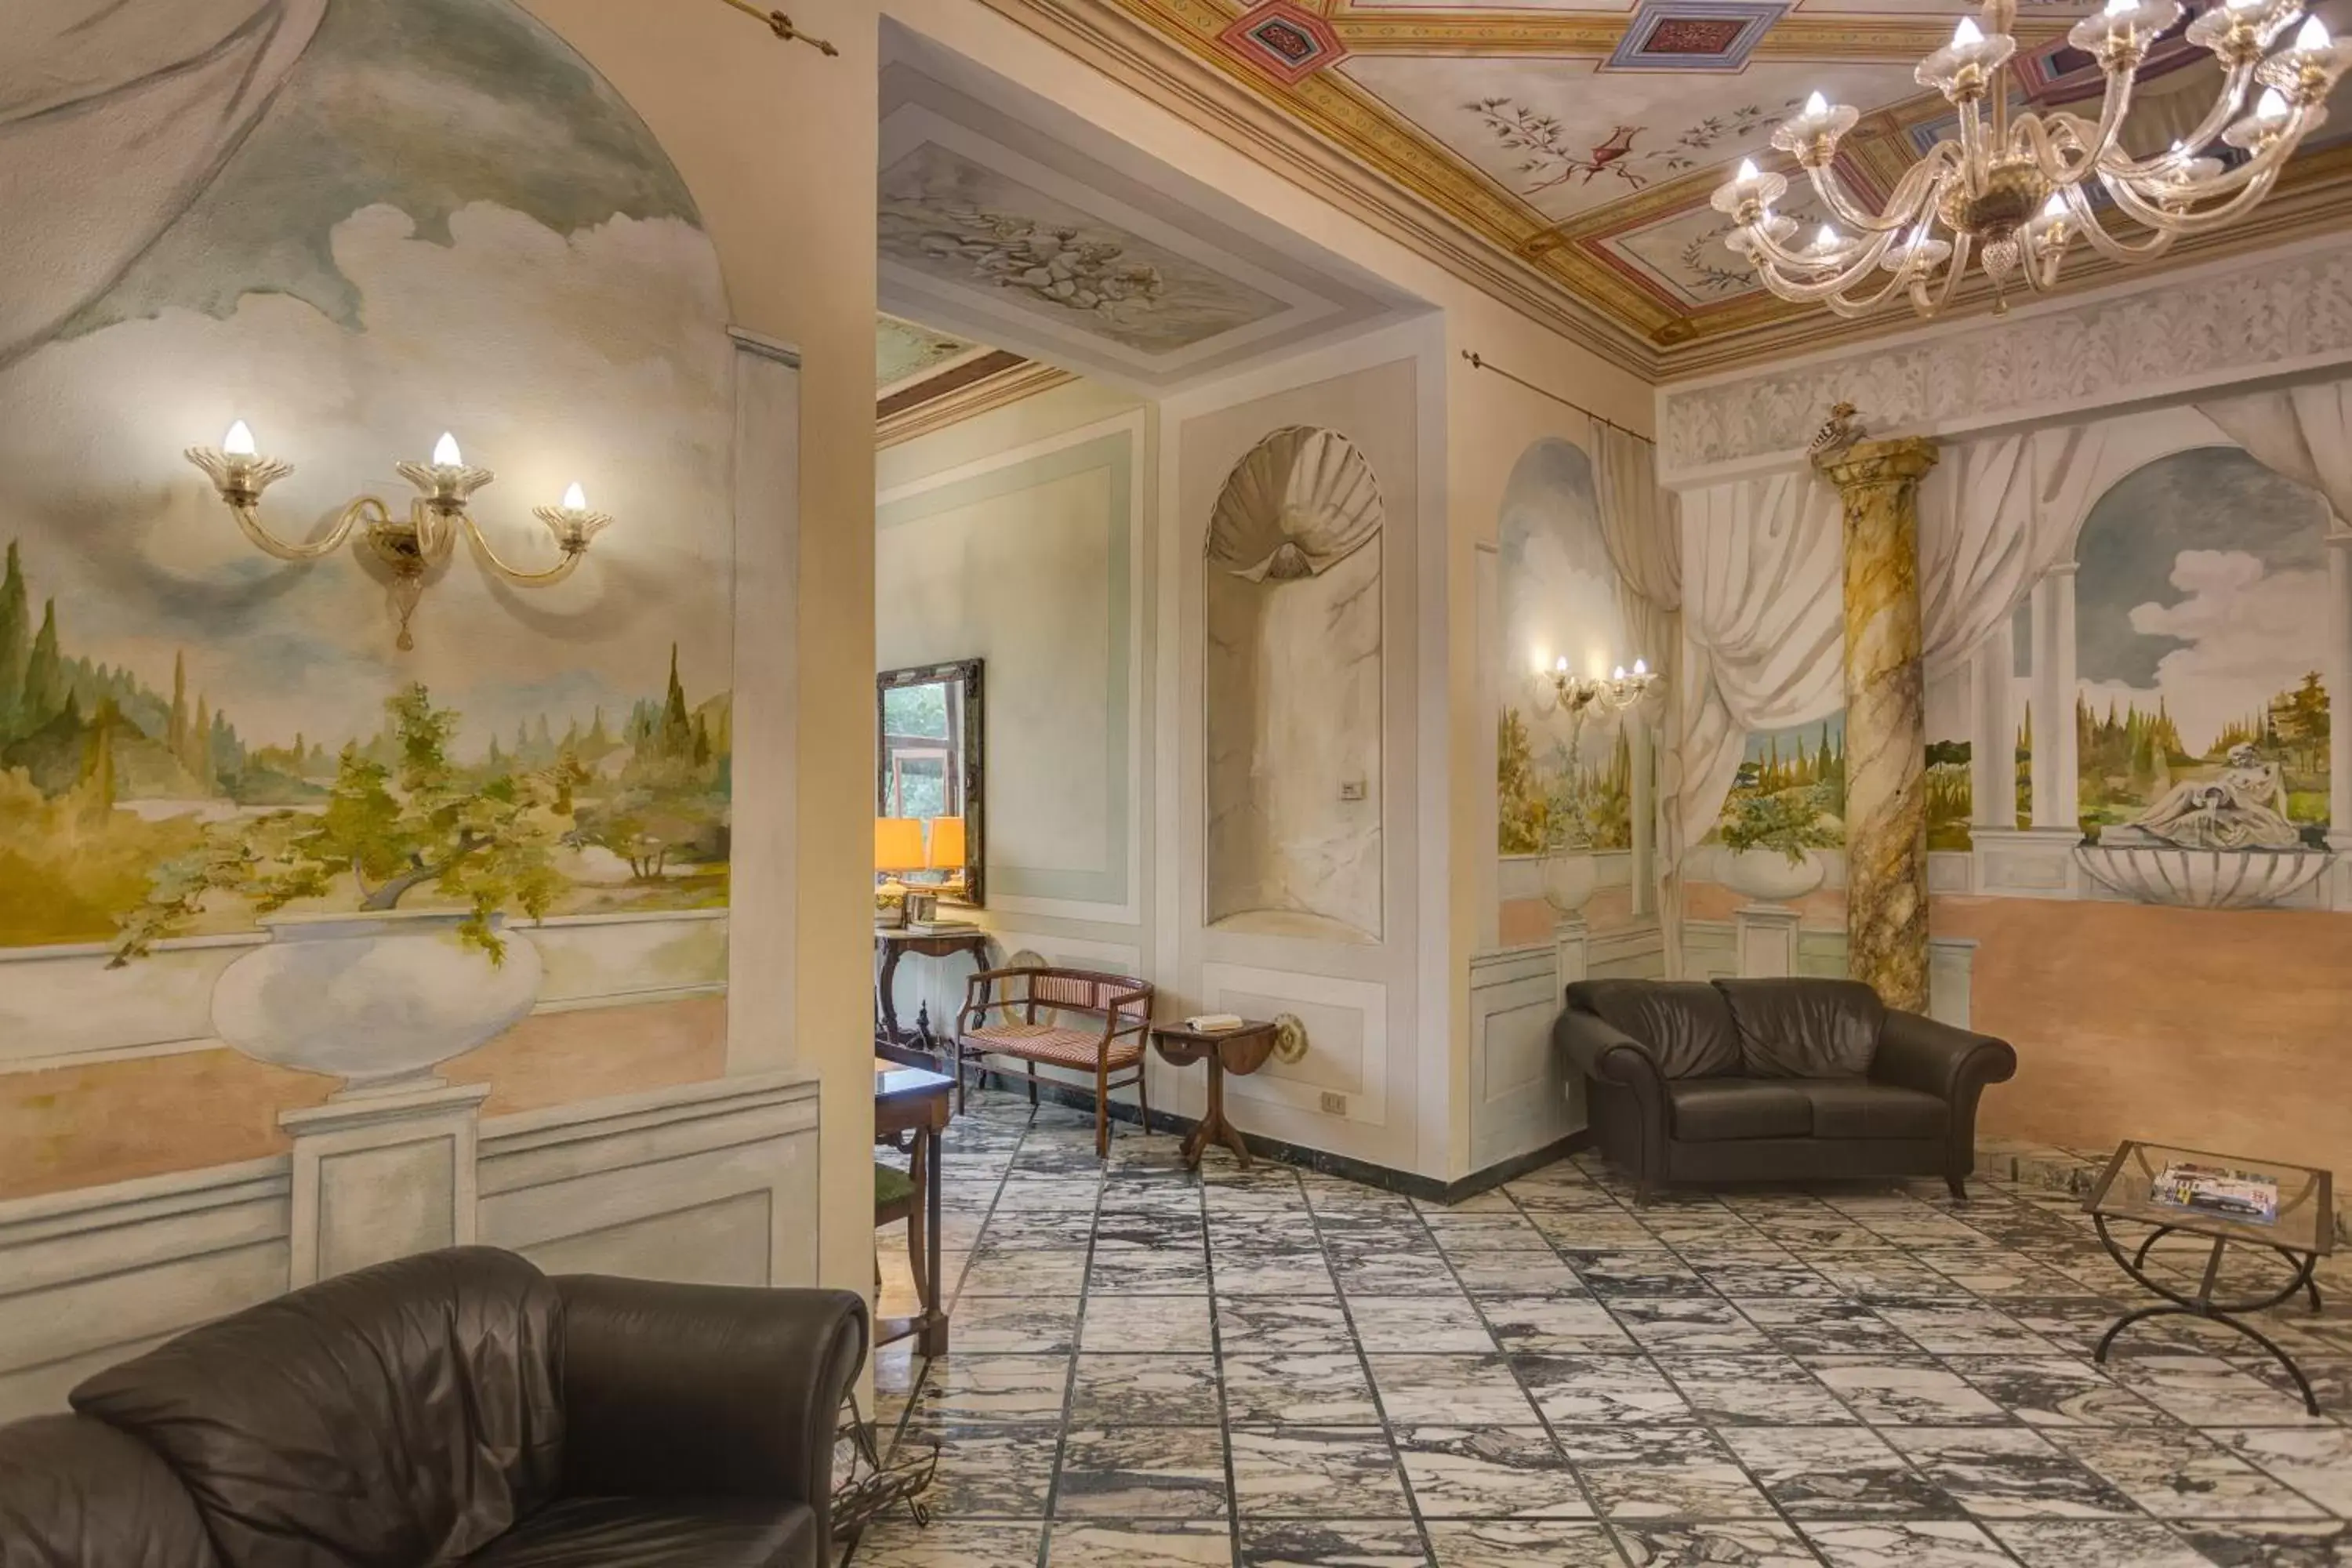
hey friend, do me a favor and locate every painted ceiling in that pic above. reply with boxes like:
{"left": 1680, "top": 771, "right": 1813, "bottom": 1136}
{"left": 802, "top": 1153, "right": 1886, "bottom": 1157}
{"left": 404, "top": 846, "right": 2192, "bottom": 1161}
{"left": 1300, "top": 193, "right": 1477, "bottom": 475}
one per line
{"left": 1102, "top": 0, "right": 2352, "bottom": 354}
{"left": 877, "top": 313, "right": 982, "bottom": 393}
{"left": 878, "top": 25, "right": 1423, "bottom": 394}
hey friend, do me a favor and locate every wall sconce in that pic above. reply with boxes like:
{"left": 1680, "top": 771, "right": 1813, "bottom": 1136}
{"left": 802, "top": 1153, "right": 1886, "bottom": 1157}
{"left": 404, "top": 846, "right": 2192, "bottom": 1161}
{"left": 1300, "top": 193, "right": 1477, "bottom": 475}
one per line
{"left": 1539, "top": 655, "right": 1660, "bottom": 715}
{"left": 186, "top": 423, "right": 613, "bottom": 651}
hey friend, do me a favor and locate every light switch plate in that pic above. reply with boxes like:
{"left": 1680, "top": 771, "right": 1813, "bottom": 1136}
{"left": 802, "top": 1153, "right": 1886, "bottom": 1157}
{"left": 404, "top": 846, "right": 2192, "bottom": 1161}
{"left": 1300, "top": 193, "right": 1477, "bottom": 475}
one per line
{"left": 1338, "top": 780, "right": 1367, "bottom": 802}
{"left": 1319, "top": 1091, "right": 1348, "bottom": 1116}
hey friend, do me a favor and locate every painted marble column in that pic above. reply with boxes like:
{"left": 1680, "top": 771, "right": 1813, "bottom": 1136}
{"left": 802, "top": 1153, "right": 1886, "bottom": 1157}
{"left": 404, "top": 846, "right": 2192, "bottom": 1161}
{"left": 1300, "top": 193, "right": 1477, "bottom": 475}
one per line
{"left": 1816, "top": 437, "right": 1938, "bottom": 1014}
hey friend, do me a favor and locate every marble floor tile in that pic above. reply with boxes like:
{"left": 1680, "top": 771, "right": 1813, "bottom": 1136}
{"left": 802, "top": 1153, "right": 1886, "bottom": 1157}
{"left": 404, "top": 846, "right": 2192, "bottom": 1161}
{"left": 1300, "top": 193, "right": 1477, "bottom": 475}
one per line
{"left": 1390, "top": 1425, "right": 1591, "bottom": 1519}
{"left": 2106, "top": 1352, "right": 2337, "bottom": 1427}
{"left": 1529, "top": 1213, "right": 1668, "bottom": 1250}
{"left": 895, "top": 1421, "right": 1061, "bottom": 1517}
{"left": 1798, "top": 1519, "right": 2017, "bottom": 1567}
{"left": 1069, "top": 1354, "right": 1224, "bottom": 1426}
{"left": 1210, "top": 1219, "right": 1323, "bottom": 1257}
{"left": 1054, "top": 1426, "right": 1229, "bottom": 1519}
{"left": 1229, "top": 1427, "right": 1411, "bottom": 1519}
{"left": 1983, "top": 1519, "right": 2212, "bottom": 1568}
{"left": 1363, "top": 1355, "right": 1540, "bottom": 1425}
{"left": 952, "top": 1295, "right": 1083, "bottom": 1354}
{"left": 1327, "top": 1249, "right": 1463, "bottom": 1298}
{"left": 1479, "top": 1296, "right": 1637, "bottom": 1355}
{"left": 2231, "top": 1352, "right": 2352, "bottom": 1412}
{"left": 1222, "top": 1353, "right": 1384, "bottom": 1425}
{"left": 1094, "top": 1212, "right": 1209, "bottom": 1251}
{"left": 1217, "top": 1297, "right": 1359, "bottom": 1356}
{"left": 1083, "top": 1291, "right": 1215, "bottom": 1353}
{"left": 1421, "top": 1215, "right": 1553, "bottom": 1251}
{"left": 1718, "top": 1425, "right": 1957, "bottom": 1518}
{"left": 1423, "top": 1520, "right": 1616, "bottom": 1567}
{"left": 1554, "top": 1427, "right": 1777, "bottom": 1519}
{"left": 1937, "top": 1356, "right": 2172, "bottom": 1427}
{"left": 963, "top": 1250, "right": 1091, "bottom": 1297}
{"left": 1697, "top": 1263, "right": 1844, "bottom": 1299}
{"left": 1605, "top": 1298, "right": 1773, "bottom": 1353}
{"left": 849, "top": 1519, "right": 1046, "bottom": 1567}
{"left": 1730, "top": 1298, "right": 1912, "bottom": 1356}
{"left": 983, "top": 1210, "right": 1107, "bottom": 1250}
{"left": 2211, "top": 1425, "right": 2352, "bottom": 1513}
{"left": 1569, "top": 1253, "right": 1712, "bottom": 1298}
{"left": 1881, "top": 1426, "right": 2140, "bottom": 1519}
{"left": 1047, "top": 1521, "right": 1237, "bottom": 1567}
{"left": 912, "top": 1354, "right": 1073, "bottom": 1423}
{"left": 993, "top": 1178, "right": 1105, "bottom": 1211}
{"left": 1239, "top": 1520, "right": 1430, "bottom": 1567}
{"left": 1872, "top": 1301, "right": 2060, "bottom": 1357}
{"left": 1655, "top": 1352, "right": 1857, "bottom": 1425}
{"left": 1447, "top": 1252, "right": 1585, "bottom": 1297}
{"left": 1802, "top": 1356, "right": 2011, "bottom": 1425}
{"left": 2170, "top": 1519, "right": 2352, "bottom": 1566}
{"left": 1087, "top": 1249, "right": 1213, "bottom": 1294}
{"left": 2045, "top": 1426, "right": 2326, "bottom": 1520}
{"left": 1808, "top": 1256, "right": 1974, "bottom": 1302}
{"left": 1609, "top": 1521, "right": 1817, "bottom": 1566}
{"left": 1348, "top": 1295, "right": 1497, "bottom": 1354}
{"left": 1513, "top": 1354, "right": 1698, "bottom": 1426}
{"left": 1101, "top": 1181, "right": 1214, "bottom": 1216}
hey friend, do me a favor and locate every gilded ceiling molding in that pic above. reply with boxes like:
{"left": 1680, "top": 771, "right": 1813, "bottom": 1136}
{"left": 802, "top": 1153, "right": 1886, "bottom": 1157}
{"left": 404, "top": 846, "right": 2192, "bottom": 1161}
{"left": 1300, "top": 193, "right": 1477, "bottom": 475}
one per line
{"left": 877, "top": 360, "right": 1083, "bottom": 448}
{"left": 1656, "top": 233, "right": 2352, "bottom": 481}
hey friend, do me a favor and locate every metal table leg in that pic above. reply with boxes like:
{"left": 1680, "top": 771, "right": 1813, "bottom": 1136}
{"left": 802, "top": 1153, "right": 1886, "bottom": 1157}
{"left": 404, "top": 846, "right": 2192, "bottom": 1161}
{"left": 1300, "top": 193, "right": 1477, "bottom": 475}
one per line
{"left": 2092, "top": 1214, "right": 2323, "bottom": 1416}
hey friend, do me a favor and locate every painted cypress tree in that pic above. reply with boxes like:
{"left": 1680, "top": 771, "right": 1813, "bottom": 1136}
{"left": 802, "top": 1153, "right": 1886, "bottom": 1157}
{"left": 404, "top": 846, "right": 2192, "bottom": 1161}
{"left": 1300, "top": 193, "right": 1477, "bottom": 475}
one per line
{"left": 659, "top": 643, "right": 694, "bottom": 758}
{"left": 169, "top": 652, "right": 189, "bottom": 761}
{"left": 20, "top": 599, "right": 61, "bottom": 728}
{"left": 0, "top": 542, "right": 27, "bottom": 740}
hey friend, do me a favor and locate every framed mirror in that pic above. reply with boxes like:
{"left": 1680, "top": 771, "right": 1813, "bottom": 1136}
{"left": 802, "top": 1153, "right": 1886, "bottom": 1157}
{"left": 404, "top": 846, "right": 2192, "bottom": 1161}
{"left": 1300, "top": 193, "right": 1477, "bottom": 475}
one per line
{"left": 877, "top": 659, "right": 985, "bottom": 906}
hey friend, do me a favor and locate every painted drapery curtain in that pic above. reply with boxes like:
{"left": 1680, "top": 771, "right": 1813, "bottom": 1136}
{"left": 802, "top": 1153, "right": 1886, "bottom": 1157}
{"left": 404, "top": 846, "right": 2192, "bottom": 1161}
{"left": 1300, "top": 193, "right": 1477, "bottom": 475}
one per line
{"left": 1587, "top": 419, "right": 1682, "bottom": 943}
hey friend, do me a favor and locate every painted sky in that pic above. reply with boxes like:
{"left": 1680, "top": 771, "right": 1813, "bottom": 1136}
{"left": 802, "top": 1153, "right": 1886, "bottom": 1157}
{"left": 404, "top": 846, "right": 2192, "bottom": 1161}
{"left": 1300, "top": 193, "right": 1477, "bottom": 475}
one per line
{"left": 2075, "top": 446, "right": 2328, "bottom": 753}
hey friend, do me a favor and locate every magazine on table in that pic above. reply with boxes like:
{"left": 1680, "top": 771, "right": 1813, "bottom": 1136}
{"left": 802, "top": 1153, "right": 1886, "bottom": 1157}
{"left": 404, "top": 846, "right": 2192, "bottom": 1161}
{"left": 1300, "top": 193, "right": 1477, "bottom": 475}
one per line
{"left": 2148, "top": 1160, "right": 2280, "bottom": 1225}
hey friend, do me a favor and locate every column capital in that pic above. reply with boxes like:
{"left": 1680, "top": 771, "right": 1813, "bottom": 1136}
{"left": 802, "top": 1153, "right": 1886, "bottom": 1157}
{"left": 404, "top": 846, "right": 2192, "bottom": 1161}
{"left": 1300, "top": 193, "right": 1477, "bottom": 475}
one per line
{"left": 1813, "top": 435, "right": 1940, "bottom": 490}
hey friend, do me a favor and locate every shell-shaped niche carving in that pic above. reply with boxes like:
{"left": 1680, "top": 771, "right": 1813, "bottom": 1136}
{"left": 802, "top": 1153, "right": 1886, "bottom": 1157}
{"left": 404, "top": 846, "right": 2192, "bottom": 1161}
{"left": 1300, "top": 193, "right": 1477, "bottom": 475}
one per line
{"left": 1204, "top": 426, "right": 1385, "bottom": 943}
{"left": 1207, "top": 426, "right": 1383, "bottom": 583}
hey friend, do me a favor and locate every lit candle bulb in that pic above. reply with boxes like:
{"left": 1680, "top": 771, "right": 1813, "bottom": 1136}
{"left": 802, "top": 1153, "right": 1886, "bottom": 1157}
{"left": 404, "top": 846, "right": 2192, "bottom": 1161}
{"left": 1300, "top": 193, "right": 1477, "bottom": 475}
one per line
{"left": 2256, "top": 85, "right": 2292, "bottom": 120}
{"left": 1804, "top": 90, "right": 1829, "bottom": 115}
{"left": 1811, "top": 223, "right": 1843, "bottom": 252}
{"left": 223, "top": 420, "right": 256, "bottom": 457}
{"left": 1632, "top": 659, "right": 1648, "bottom": 676}
{"left": 432, "top": 431, "right": 463, "bottom": 467}
{"left": 1613, "top": 666, "right": 1628, "bottom": 681}
{"left": 2104, "top": 0, "right": 2134, "bottom": 16}
{"left": 2296, "top": 15, "right": 2331, "bottom": 47}
{"left": 563, "top": 481, "right": 588, "bottom": 512}
{"left": 1953, "top": 15, "right": 1984, "bottom": 44}
{"left": 1555, "top": 655, "right": 1570, "bottom": 673}
{"left": 1737, "top": 157, "right": 1761, "bottom": 183}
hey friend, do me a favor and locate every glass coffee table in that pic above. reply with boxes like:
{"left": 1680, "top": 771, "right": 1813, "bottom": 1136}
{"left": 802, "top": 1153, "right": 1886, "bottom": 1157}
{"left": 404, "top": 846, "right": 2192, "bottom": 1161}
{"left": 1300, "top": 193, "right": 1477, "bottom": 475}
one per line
{"left": 2085, "top": 1139, "right": 2333, "bottom": 1414}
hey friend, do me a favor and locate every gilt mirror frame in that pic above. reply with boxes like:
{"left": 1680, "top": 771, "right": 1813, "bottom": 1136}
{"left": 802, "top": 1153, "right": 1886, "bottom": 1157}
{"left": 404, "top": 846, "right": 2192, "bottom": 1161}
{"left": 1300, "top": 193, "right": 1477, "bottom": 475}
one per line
{"left": 877, "top": 658, "right": 985, "bottom": 907}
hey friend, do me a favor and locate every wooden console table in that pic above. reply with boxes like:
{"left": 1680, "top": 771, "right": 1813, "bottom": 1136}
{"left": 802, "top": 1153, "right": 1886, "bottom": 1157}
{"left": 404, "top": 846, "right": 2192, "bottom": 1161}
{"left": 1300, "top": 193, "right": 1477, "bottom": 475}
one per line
{"left": 874, "top": 927, "right": 991, "bottom": 1063}
{"left": 1151, "top": 1020, "right": 1279, "bottom": 1171}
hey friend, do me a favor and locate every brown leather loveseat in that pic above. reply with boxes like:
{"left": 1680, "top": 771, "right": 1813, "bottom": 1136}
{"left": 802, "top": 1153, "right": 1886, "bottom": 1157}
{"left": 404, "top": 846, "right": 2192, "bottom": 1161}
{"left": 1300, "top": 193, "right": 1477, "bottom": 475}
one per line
{"left": 1556, "top": 978, "right": 2016, "bottom": 1203}
{"left": 0, "top": 1247, "right": 868, "bottom": 1568}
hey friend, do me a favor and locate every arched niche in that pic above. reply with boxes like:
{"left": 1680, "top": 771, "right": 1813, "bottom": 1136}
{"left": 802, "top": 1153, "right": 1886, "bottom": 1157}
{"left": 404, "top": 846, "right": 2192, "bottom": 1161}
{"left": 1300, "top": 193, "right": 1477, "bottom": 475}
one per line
{"left": 1203, "top": 425, "right": 1384, "bottom": 941}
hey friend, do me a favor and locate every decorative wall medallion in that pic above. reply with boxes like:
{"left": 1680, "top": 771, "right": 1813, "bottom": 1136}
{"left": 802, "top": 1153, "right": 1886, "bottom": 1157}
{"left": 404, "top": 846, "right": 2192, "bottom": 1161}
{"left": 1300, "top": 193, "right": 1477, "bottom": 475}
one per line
{"left": 1606, "top": 1, "right": 1788, "bottom": 73}
{"left": 1218, "top": 0, "right": 1348, "bottom": 87}
{"left": 1271, "top": 1011, "right": 1310, "bottom": 1065}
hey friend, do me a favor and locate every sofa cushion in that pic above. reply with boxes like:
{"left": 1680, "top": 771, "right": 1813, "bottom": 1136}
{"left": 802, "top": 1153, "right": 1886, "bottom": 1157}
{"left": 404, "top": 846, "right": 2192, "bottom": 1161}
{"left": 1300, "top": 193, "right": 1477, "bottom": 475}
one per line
{"left": 1666, "top": 1079, "right": 1813, "bottom": 1142}
{"left": 466, "top": 1498, "right": 819, "bottom": 1568}
{"left": 71, "top": 1247, "right": 564, "bottom": 1568}
{"left": 1794, "top": 1080, "right": 1948, "bottom": 1141}
{"left": 0, "top": 1414, "right": 220, "bottom": 1568}
{"left": 1715, "top": 979, "right": 1885, "bottom": 1079}
{"left": 1568, "top": 980, "right": 1741, "bottom": 1080}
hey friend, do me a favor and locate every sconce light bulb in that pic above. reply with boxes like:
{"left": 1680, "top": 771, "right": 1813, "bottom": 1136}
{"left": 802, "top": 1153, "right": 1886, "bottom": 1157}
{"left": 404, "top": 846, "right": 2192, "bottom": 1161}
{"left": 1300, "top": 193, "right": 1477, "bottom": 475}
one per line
{"left": 2104, "top": 0, "right": 2133, "bottom": 16}
{"left": 2296, "top": 16, "right": 2330, "bottom": 46}
{"left": 1613, "top": 666, "right": 1628, "bottom": 681}
{"left": 1737, "top": 157, "right": 1761, "bottom": 182}
{"left": 563, "top": 481, "right": 587, "bottom": 512}
{"left": 2256, "top": 85, "right": 2291, "bottom": 118}
{"left": 223, "top": 420, "right": 256, "bottom": 457}
{"left": 1555, "top": 655, "right": 1570, "bottom": 673}
{"left": 433, "top": 431, "right": 463, "bottom": 467}
{"left": 1813, "top": 223, "right": 1842, "bottom": 250}
{"left": 1632, "top": 658, "right": 1648, "bottom": 676}
{"left": 1953, "top": 15, "right": 1984, "bottom": 45}
{"left": 1804, "top": 90, "right": 1830, "bottom": 115}
{"left": 2042, "top": 192, "right": 2068, "bottom": 218}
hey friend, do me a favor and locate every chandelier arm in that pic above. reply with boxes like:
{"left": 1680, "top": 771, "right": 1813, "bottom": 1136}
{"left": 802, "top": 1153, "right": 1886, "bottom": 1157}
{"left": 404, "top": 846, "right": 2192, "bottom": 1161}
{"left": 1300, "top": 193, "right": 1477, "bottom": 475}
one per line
{"left": 1956, "top": 98, "right": 1991, "bottom": 197}
{"left": 231, "top": 495, "right": 386, "bottom": 563}
{"left": 2097, "top": 60, "right": 2257, "bottom": 177}
{"left": 2101, "top": 160, "right": 2286, "bottom": 234}
{"left": 456, "top": 511, "right": 587, "bottom": 587}
{"left": 2006, "top": 112, "right": 2098, "bottom": 191}
{"left": 2068, "top": 64, "right": 2141, "bottom": 171}
{"left": 1806, "top": 155, "right": 1946, "bottom": 234}
{"left": 1748, "top": 227, "right": 1904, "bottom": 302}
{"left": 1820, "top": 262, "right": 1931, "bottom": 317}
{"left": 1911, "top": 230, "right": 1976, "bottom": 318}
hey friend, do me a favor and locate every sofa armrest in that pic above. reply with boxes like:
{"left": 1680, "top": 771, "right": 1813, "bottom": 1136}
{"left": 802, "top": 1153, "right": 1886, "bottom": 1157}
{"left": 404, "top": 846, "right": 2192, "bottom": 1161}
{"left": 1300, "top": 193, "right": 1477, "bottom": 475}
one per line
{"left": 555, "top": 1277, "right": 867, "bottom": 1530}
{"left": 1554, "top": 1007, "right": 1667, "bottom": 1093}
{"left": 1872, "top": 1010, "right": 2016, "bottom": 1102}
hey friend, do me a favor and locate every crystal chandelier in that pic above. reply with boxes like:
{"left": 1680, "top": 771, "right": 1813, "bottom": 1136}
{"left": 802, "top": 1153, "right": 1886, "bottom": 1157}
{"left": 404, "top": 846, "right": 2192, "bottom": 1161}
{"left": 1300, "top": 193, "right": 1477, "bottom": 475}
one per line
{"left": 1711, "top": 0, "right": 2352, "bottom": 318}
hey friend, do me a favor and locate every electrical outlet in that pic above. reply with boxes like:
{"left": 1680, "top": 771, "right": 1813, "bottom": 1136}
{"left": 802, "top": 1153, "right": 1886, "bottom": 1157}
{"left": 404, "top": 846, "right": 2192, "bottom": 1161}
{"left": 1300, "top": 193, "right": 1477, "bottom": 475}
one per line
{"left": 1319, "top": 1091, "right": 1348, "bottom": 1116}
{"left": 1338, "top": 779, "right": 1367, "bottom": 802}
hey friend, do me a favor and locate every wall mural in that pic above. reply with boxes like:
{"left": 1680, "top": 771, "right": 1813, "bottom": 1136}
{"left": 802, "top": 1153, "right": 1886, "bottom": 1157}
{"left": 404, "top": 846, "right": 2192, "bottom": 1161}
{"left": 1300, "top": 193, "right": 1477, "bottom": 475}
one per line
{"left": 0, "top": 0, "right": 735, "bottom": 1195}
{"left": 1205, "top": 426, "right": 1383, "bottom": 941}
{"left": 1496, "top": 439, "right": 1633, "bottom": 872}
{"left": 877, "top": 313, "right": 978, "bottom": 390}
{"left": 877, "top": 141, "right": 1287, "bottom": 354}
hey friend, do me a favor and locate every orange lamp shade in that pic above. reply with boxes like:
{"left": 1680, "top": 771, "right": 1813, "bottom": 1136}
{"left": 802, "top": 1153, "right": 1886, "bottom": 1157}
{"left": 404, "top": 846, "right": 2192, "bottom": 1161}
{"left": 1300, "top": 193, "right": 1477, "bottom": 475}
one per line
{"left": 874, "top": 817, "right": 927, "bottom": 874}
{"left": 927, "top": 815, "right": 966, "bottom": 869}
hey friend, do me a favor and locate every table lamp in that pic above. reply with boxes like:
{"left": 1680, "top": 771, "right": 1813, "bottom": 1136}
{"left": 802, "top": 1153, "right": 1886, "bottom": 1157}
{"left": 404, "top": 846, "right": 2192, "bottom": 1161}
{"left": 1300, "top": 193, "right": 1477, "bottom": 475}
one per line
{"left": 927, "top": 815, "right": 966, "bottom": 895}
{"left": 875, "top": 818, "right": 926, "bottom": 926}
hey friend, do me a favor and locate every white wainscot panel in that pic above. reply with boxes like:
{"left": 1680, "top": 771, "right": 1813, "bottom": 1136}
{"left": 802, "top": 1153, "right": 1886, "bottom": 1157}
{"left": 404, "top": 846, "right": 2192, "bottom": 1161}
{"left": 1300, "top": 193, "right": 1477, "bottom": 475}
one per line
{"left": 1197, "top": 963, "right": 1386, "bottom": 1128}
{"left": 1468, "top": 946, "right": 1583, "bottom": 1171}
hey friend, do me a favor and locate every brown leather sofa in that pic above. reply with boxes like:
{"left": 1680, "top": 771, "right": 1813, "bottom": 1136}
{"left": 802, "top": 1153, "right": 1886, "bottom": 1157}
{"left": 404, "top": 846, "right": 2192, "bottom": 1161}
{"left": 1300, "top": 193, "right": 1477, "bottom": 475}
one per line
{"left": 1556, "top": 978, "right": 2017, "bottom": 1203}
{"left": 0, "top": 1247, "right": 868, "bottom": 1568}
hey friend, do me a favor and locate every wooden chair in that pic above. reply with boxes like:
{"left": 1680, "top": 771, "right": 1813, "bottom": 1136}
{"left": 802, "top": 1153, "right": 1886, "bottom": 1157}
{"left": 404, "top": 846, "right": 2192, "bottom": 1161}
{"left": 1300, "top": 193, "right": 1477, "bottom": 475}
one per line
{"left": 953, "top": 966, "right": 1154, "bottom": 1157}
{"left": 874, "top": 1153, "right": 927, "bottom": 1329}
